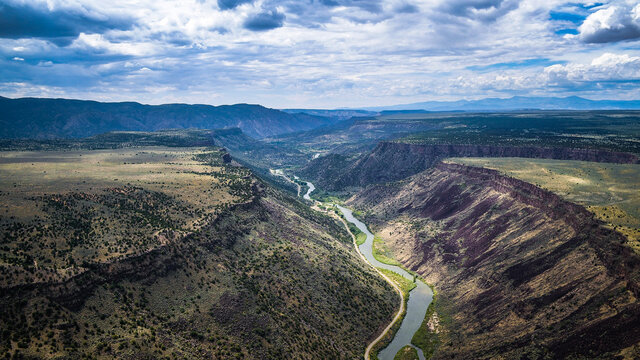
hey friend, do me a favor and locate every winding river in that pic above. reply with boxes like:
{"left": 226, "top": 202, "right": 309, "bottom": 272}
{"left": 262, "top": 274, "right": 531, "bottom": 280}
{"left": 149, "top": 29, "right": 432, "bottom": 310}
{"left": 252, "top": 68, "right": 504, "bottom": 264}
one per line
{"left": 299, "top": 177, "right": 434, "bottom": 360}
{"left": 336, "top": 205, "right": 433, "bottom": 360}
{"left": 303, "top": 181, "right": 315, "bottom": 200}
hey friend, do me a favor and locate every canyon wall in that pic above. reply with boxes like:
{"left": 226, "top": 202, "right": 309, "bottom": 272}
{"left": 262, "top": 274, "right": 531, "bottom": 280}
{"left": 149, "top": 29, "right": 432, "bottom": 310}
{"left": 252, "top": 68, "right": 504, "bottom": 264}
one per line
{"left": 305, "top": 142, "right": 640, "bottom": 191}
{"left": 348, "top": 162, "right": 640, "bottom": 359}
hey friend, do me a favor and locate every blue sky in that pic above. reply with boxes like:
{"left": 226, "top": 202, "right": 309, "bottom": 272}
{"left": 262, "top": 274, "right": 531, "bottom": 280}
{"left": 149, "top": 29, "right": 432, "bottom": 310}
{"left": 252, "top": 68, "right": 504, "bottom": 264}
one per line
{"left": 1, "top": 0, "right": 639, "bottom": 108}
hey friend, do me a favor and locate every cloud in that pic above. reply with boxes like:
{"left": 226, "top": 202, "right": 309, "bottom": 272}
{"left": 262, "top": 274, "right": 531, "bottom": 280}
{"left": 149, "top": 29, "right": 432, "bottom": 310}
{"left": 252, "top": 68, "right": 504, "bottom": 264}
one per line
{"left": 290, "top": 0, "right": 384, "bottom": 14}
{"left": 438, "top": 0, "right": 520, "bottom": 23}
{"left": 544, "top": 53, "right": 640, "bottom": 84}
{"left": 394, "top": 2, "right": 419, "bottom": 14}
{"left": 0, "top": 1, "right": 133, "bottom": 45}
{"left": 0, "top": 0, "right": 639, "bottom": 107}
{"left": 243, "top": 9, "right": 285, "bottom": 31}
{"left": 340, "top": 0, "right": 383, "bottom": 14}
{"left": 415, "top": 51, "right": 640, "bottom": 99}
{"left": 255, "top": 0, "right": 391, "bottom": 27}
{"left": 217, "top": 0, "right": 254, "bottom": 11}
{"left": 467, "top": 58, "right": 566, "bottom": 72}
{"left": 578, "top": 3, "right": 640, "bottom": 43}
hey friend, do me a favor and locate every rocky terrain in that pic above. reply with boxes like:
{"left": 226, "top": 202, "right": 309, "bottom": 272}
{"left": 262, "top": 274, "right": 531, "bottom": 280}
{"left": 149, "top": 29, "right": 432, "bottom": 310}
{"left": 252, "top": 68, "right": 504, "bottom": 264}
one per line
{"left": 2, "top": 107, "right": 640, "bottom": 359}
{"left": 347, "top": 162, "right": 640, "bottom": 359}
{"left": 303, "top": 141, "right": 640, "bottom": 191}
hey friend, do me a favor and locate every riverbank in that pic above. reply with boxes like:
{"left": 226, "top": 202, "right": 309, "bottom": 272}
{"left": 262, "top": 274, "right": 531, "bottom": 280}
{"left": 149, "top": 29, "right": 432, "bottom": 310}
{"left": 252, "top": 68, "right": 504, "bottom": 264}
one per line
{"left": 332, "top": 212, "right": 408, "bottom": 360}
{"left": 277, "top": 171, "right": 434, "bottom": 359}
{"left": 337, "top": 205, "right": 433, "bottom": 360}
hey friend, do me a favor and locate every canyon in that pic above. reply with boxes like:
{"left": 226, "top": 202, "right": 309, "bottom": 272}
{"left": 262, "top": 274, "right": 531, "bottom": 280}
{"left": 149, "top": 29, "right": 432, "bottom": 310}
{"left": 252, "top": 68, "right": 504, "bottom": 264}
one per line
{"left": 347, "top": 162, "right": 640, "bottom": 358}
{"left": 302, "top": 142, "right": 640, "bottom": 192}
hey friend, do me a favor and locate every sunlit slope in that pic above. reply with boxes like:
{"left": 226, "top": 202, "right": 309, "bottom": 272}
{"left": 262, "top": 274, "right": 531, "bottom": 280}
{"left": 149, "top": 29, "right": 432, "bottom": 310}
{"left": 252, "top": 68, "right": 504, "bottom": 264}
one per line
{"left": 347, "top": 163, "right": 640, "bottom": 359}
{"left": 0, "top": 146, "right": 396, "bottom": 359}
{"left": 446, "top": 157, "right": 640, "bottom": 251}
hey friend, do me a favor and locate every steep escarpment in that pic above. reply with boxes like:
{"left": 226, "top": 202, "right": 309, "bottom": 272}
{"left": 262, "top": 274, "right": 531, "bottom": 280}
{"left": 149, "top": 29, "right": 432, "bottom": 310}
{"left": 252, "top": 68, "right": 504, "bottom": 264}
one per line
{"left": 208, "top": 128, "right": 308, "bottom": 169}
{"left": 348, "top": 162, "right": 640, "bottom": 359}
{"left": 0, "top": 167, "right": 396, "bottom": 359}
{"left": 305, "top": 142, "right": 640, "bottom": 191}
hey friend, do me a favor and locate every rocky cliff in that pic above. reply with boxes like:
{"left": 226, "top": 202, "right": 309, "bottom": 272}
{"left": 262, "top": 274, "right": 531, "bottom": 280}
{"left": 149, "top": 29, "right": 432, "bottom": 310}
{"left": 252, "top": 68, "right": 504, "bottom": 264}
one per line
{"left": 348, "top": 162, "right": 640, "bottom": 359}
{"left": 305, "top": 141, "right": 640, "bottom": 191}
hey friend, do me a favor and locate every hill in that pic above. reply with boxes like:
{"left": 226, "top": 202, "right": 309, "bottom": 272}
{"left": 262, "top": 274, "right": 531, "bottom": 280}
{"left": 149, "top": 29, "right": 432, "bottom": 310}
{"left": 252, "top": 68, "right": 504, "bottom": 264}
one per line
{"left": 281, "top": 109, "right": 376, "bottom": 121}
{"left": 298, "top": 111, "right": 640, "bottom": 191}
{"left": 0, "top": 143, "right": 396, "bottom": 359}
{"left": 347, "top": 162, "right": 640, "bottom": 359}
{"left": 269, "top": 111, "right": 640, "bottom": 162}
{"left": 0, "top": 96, "right": 336, "bottom": 139}
{"left": 301, "top": 141, "right": 640, "bottom": 191}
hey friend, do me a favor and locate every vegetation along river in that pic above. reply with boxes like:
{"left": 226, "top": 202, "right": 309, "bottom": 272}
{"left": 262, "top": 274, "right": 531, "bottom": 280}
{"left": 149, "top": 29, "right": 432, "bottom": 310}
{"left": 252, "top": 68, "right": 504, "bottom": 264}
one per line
{"left": 301, "top": 178, "right": 433, "bottom": 360}
{"left": 336, "top": 205, "right": 433, "bottom": 360}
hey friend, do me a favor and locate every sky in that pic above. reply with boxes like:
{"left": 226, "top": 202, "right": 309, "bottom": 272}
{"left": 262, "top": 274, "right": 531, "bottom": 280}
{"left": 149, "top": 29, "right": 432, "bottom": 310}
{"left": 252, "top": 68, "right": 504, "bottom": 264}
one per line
{"left": 0, "top": 0, "right": 639, "bottom": 108}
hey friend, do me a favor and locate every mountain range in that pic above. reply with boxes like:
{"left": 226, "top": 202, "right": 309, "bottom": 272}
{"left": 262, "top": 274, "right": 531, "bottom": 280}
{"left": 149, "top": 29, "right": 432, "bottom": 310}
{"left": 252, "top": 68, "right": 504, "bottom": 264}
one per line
{"left": 0, "top": 96, "right": 335, "bottom": 139}
{"left": 362, "top": 96, "right": 640, "bottom": 112}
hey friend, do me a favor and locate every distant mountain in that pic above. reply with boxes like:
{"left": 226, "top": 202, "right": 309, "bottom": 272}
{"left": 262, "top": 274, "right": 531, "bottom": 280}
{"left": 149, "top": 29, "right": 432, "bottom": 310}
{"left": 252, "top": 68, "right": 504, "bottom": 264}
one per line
{"left": 0, "top": 96, "right": 336, "bottom": 139}
{"left": 281, "top": 108, "right": 377, "bottom": 120}
{"left": 363, "top": 96, "right": 640, "bottom": 111}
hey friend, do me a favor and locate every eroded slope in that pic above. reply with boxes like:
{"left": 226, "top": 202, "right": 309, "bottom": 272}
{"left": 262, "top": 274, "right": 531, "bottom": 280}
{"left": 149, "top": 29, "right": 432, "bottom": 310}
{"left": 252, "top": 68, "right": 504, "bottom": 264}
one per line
{"left": 348, "top": 162, "right": 640, "bottom": 359}
{"left": 303, "top": 142, "right": 639, "bottom": 192}
{"left": 0, "top": 147, "right": 396, "bottom": 359}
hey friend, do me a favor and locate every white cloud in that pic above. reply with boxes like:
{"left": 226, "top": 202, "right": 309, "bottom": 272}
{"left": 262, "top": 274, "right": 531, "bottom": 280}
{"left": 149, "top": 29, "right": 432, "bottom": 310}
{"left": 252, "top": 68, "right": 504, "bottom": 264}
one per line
{"left": 0, "top": 0, "right": 639, "bottom": 107}
{"left": 70, "top": 33, "right": 157, "bottom": 56}
{"left": 544, "top": 52, "right": 640, "bottom": 83}
{"left": 578, "top": 2, "right": 640, "bottom": 43}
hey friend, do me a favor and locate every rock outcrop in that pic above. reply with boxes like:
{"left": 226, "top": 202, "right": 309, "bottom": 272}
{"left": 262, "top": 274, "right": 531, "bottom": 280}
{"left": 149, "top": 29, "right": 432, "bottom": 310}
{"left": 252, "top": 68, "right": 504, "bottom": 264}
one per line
{"left": 348, "top": 162, "right": 640, "bottom": 359}
{"left": 305, "top": 142, "right": 640, "bottom": 191}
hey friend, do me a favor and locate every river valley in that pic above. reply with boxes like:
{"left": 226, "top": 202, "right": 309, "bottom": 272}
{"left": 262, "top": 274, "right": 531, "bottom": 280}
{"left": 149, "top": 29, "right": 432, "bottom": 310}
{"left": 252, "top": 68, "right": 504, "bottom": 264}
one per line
{"left": 302, "top": 178, "right": 434, "bottom": 360}
{"left": 337, "top": 205, "right": 433, "bottom": 360}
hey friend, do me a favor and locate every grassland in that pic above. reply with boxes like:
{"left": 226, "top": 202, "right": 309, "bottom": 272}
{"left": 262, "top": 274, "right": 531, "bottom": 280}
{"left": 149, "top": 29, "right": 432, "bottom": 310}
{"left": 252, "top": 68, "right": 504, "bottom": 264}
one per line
{"left": 0, "top": 143, "right": 398, "bottom": 359}
{"left": 356, "top": 232, "right": 367, "bottom": 246}
{"left": 377, "top": 268, "right": 416, "bottom": 297}
{"left": 446, "top": 157, "right": 640, "bottom": 251}
{"left": 373, "top": 235, "right": 403, "bottom": 266}
{"left": 0, "top": 147, "right": 250, "bottom": 283}
{"left": 394, "top": 111, "right": 640, "bottom": 155}
{"left": 411, "top": 298, "right": 439, "bottom": 359}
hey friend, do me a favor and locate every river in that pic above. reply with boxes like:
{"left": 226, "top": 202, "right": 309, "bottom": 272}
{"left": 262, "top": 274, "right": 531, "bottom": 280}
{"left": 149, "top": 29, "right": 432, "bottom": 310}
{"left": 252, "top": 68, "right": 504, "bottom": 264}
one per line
{"left": 302, "top": 180, "right": 433, "bottom": 359}
{"left": 303, "top": 181, "right": 315, "bottom": 200}
{"left": 336, "top": 205, "right": 433, "bottom": 360}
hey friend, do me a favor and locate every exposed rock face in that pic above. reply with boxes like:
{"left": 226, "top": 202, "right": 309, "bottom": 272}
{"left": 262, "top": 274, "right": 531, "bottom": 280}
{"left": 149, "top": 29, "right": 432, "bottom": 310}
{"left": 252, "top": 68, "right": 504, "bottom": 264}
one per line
{"left": 298, "top": 153, "right": 353, "bottom": 189}
{"left": 348, "top": 162, "right": 640, "bottom": 359}
{"left": 306, "top": 142, "right": 640, "bottom": 191}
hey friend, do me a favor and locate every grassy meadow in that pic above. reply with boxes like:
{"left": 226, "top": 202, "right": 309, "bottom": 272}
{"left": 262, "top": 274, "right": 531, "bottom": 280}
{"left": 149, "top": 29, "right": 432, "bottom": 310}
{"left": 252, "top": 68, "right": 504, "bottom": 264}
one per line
{"left": 0, "top": 147, "right": 250, "bottom": 284}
